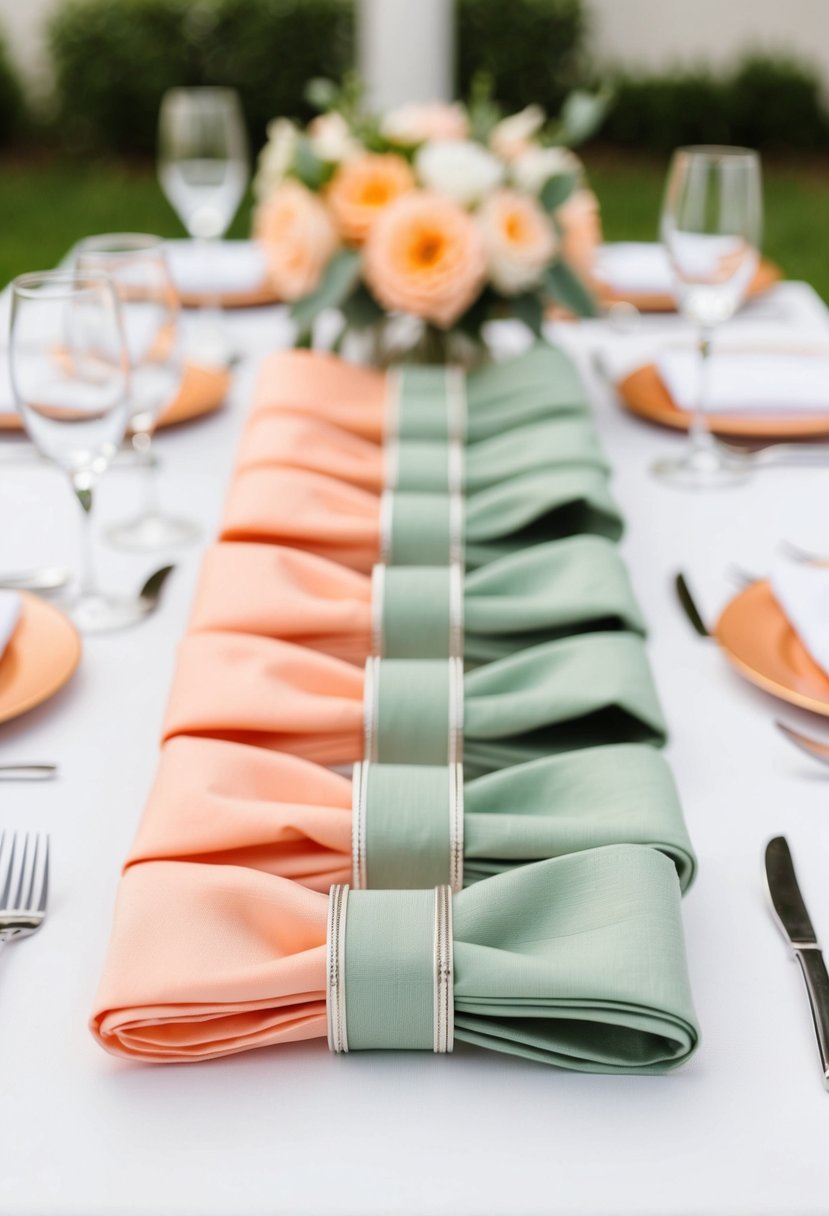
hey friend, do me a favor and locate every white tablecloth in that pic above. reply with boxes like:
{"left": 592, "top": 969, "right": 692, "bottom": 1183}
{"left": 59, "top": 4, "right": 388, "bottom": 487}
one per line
{"left": 3, "top": 284, "right": 829, "bottom": 1216}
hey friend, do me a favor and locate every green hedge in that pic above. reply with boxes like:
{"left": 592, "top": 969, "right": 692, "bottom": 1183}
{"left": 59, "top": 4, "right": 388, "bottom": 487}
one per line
{"left": 0, "top": 25, "right": 26, "bottom": 145}
{"left": 48, "top": 0, "right": 587, "bottom": 154}
{"left": 48, "top": 0, "right": 355, "bottom": 154}
{"left": 456, "top": 0, "right": 587, "bottom": 114}
{"left": 602, "top": 55, "right": 829, "bottom": 153}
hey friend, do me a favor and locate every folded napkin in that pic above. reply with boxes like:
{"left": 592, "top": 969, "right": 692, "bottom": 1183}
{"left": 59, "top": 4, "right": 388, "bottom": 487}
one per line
{"left": 657, "top": 348, "right": 829, "bottom": 415}
{"left": 189, "top": 537, "right": 645, "bottom": 664}
{"left": 592, "top": 242, "right": 675, "bottom": 295}
{"left": 0, "top": 591, "right": 21, "bottom": 661}
{"left": 161, "top": 632, "right": 666, "bottom": 777}
{"left": 235, "top": 412, "right": 609, "bottom": 492}
{"left": 252, "top": 343, "right": 589, "bottom": 444}
{"left": 220, "top": 466, "right": 622, "bottom": 574}
{"left": 128, "top": 737, "right": 696, "bottom": 891}
{"left": 770, "top": 561, "right": 829, "bottom": 674}
{"left": 91, "top": 844, "right": 698, "bottom": 1071}
{"left": 164, "top": 239, "right": 269, "bottom": 297}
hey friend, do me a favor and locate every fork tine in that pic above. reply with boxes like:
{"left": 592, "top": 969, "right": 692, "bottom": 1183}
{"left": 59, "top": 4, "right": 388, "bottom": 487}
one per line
{"left": 13, "top": 833, "right": 30, "bottom": 909}
{"left": 37, "top": 836, "right": 49, "bottom": 913}
{"left": 0, "top": 831, "right": 16, "bottom": 908}
{"left": 24, "top": 835, "right": 39, "bottom": 910}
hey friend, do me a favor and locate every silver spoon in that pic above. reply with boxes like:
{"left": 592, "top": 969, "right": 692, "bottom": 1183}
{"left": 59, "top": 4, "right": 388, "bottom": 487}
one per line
{"left": 0, "top": 567, "right": 70, "bottom": 593}
{"left": 0, "top": 764, "right": 57, "bottom": 780}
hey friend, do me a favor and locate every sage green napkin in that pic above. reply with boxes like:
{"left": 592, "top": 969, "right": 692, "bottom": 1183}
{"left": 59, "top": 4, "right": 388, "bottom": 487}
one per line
{"left": 462, "top": 342, "right": 590, "bottom": 442}
{"left": 372, "top": 630, "right": 667, "bottom": 778}
{"left": 462, "top": 743, "right": 695, "bottom": 888}
{"left": 449, "top": 844, "right": 699, "bottom": 1070}
{"left": 381, "top": 535, "right": 645, "bottom": 663}
{"left": 357, "top": 744, "right": 695, "bottom": 892}
{"left": 462, "top": 630, "right": 666, "bottom": 775}
{"left": 395, "top": 416, "right": 609, "bottom": 494}
{"left": 388, "top": 466, "right": 623, "bottom": 569}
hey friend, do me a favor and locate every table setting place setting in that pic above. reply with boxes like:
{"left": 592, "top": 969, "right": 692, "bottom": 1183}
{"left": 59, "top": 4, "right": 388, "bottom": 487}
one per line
{"left": 7, "top": 73, "right": 829, "bottom": 1216}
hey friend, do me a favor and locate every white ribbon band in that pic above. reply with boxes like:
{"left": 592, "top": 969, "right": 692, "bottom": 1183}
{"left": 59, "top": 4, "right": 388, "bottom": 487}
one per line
{"left": 326, "top": 883, "right": 349, "bottom": 1054}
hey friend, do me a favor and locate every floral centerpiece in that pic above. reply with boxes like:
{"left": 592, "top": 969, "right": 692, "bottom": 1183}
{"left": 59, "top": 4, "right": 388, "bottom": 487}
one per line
{"left": 253, "top": 77, "right": 607, "bottom": 364}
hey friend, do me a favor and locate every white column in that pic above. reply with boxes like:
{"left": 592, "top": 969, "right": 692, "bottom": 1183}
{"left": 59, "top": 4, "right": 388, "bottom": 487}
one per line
{"left": 358, "top": 0, "right": 454, "bottom": 111}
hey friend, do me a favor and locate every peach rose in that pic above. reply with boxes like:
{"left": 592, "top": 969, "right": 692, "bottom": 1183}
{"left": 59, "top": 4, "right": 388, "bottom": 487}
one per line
{"left": 478, "top": 188, "right": 557, "bottom": 295}
{"left": 327, "top": 153, "right": 416, "bottom": 244}
{"left": 558, "top": 188, "right": 603, "bottom": 282}
{"left": 363, "top": 190, "right": 487, "bottom": 328}
{"left": 381, "top": 102, "right": 469, "bottom": 146}
{"left": 254, "top": 180, "right": 339, "bottom": 301}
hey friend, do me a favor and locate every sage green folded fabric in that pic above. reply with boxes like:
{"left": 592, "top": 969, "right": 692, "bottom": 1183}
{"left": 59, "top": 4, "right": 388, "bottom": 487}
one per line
{"left": 381, "top": 535, "right": 645, "bottom": 662}
{"left": 161, "top": 631, "right": 667, "bottom": 775}
{"left": 462, "top": 535, "right": 644, "bottom": 660}
{"left": 449, "top": 844, "right": 699, "bottom": 1070}
{"left": 462, "top": 744, "right": 695, "bottom": 888}
{"left": 388, "top": 466, "right": 623, "bottom": 569}
{"left": 339, "top": 846, "right": 698, "bottom": 1069}
{"left": 462, "top": 631, "right": 666, "bottom": 775}
{"left": 461, "top": 342, "right": 590, "bottom": 442}
{"left": 356, "top": 744, "right": 694, "bottom": 891}
{"left": 394, "top": 416, "right": 609, "bottom": 494}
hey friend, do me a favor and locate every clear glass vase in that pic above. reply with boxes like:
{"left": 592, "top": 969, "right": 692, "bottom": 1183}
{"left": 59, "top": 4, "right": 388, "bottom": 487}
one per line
{"left": 341, "top": 315, "right": 489, "bottom": 371}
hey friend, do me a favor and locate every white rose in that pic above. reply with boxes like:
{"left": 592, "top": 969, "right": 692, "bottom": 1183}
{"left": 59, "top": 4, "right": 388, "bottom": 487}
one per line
{"left": 489, "top": 105, "right": 546, "bottom": 160}
{"left": 307, "top": 112, "right": 358, "bottom": 163}
{"left": 415, "top": 139, "right": 503, "bottom": 207}
{"left": 380, "top": 102, "right": 469, "bottom": 146}
{"left": 254, "top": 118, "right": 299, "bottom": 199}
{"left": 479, "top": 189, "right": 558, "bottom": 296}
{"left": 512, "top": 146, "right": 583, "bottom": 196}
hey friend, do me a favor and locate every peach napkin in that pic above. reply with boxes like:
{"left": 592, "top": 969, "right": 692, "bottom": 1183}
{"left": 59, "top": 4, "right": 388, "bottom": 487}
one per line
{"left": 252, "top": 349, "right": 386, "bottom": 441}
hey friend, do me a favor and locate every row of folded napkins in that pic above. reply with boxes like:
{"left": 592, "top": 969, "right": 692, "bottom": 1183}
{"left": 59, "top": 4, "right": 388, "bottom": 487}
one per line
{"left": 91, "top": 343, "right": 699, "bottom": 1069}
{"left": 189, "top": 537, "right": 645, "bottom": 663}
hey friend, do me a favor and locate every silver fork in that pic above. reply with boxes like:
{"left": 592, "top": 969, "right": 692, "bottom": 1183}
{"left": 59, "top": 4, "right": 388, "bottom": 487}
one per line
{"left": 0, "top": 832, "right": 49, "bottom": 953}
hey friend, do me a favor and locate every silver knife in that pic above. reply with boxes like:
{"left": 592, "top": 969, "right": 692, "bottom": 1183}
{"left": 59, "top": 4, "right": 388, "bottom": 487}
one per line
{"left": 765, "top": 835, "right": 829, "bottom": 1089}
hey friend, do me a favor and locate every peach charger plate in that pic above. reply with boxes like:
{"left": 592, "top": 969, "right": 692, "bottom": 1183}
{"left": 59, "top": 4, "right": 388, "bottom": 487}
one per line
{"left": 0, "top": 592, "right": 81, "bottom": 724}
{"left": 716, "top": 581, "right": 829, "bottom": 716}
{"left": 0, "top": 362, "right": 231, "bottom": 432}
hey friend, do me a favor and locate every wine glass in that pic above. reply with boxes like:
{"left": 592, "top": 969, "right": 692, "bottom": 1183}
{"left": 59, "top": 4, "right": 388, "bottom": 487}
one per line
{"left": 75, "top": 233, "right": 200, "bottom": 551}
{"left": 157, "top": 87, "right": 249, "bottom": 363}
{"left": 9, "top": 271, "right": 145, "bottom": 633}
{"left": 653, "top": 146, "right": 763, "bottom": 489}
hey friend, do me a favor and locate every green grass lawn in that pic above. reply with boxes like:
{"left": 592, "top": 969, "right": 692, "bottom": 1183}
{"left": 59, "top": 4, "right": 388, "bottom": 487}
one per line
{"left": 1, "top": 150, "right": 828, "bottom": 299}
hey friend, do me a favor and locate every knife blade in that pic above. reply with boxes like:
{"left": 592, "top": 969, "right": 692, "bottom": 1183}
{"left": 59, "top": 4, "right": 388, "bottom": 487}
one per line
{"left": 765, "top": 835, "right": 829, "bottom": 1089}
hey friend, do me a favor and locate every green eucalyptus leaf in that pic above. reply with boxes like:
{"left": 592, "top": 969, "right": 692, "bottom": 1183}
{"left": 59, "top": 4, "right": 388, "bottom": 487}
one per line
{"left": 305, "top": 77, "right": 339, "bottom": 113}
{"left": 341, "top": 283, "right": 385, "bottom": 329}
{"left": 540, "top": 171, "right": 578, "bottom": 212}
{"left": 290, "top": 249, "right": 362, "bottom": 330}
{"left": 293, "top": 135, "right": 326, "bottom": 190}
{"left": 554, "top": 89, "right": 612, "bottom": 148}
{"left": 509, "top": 291, "right": 544, "bottom": 336}
{"left": 544, "top": 259, "right": 599, "bottom": 318}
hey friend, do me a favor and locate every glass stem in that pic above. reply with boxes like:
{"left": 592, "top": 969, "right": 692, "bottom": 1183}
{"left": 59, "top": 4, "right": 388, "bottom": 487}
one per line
{"left": 132, "top": 429, "right": 160, "bottom": 517}
{"left": 688, "top": 327, "right": 716, "bottom": 460}
{"left": 70, "top": 471, "right": 98, "bottom": 600}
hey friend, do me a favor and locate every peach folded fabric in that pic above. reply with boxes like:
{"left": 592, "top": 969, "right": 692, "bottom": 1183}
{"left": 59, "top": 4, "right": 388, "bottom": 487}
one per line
{"left": 252, "top": 349, "right": 386, "bottom": 441}
{"left": 221, "top": 467, "right": 380, "bottom": 571}
{"left": 128, "top": 737, "right": 352, "bottom": 890}
{"left": 189, "top": 543, "right": 371, "bottom": 664}
{"left": 236, "top": 413, "right": 385, "bottom": 491}
{"left": 163, "top": 632, "right": 364, "bottom": 765}
{"left": 93, "top": 860, "right": 328, "bottom": 1061}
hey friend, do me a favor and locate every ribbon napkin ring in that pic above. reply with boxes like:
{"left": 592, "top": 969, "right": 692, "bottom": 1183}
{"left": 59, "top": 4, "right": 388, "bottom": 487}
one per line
{"left": 371, "top": 563, "right": 464, "bottom": 660}
{"left": 378, "top": 488, "right": 464, "bottom": 568}
{"left": 351, "top": 761, "right": 464, "bottom": 892}
{"left": 385, "top": 366, "right": 467, "bottom": 446}
{"left": 326, "top": 884, "right": 454, "bottom": 1054}
{"left": 363, "top": 656, "right": 464, "bottom": 766}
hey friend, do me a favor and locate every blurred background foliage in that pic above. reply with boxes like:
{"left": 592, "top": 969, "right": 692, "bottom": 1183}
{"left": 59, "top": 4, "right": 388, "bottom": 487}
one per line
{"left": 0, "top": 0, "right": 828, "bottom": 296}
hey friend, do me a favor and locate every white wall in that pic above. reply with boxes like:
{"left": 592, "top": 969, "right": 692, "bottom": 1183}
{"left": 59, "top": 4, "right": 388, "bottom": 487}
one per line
{"left": 585, "top": 0, "right": 829, "bottom": 84}
{"left": 3, "top": 0, "right": 829, "bottom": 103}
